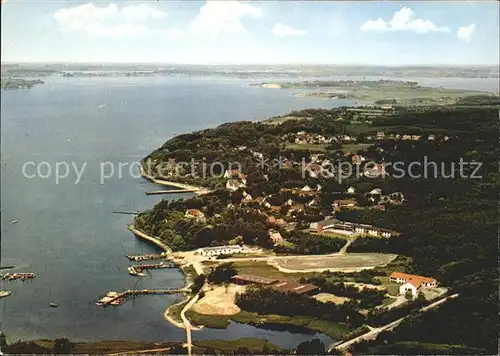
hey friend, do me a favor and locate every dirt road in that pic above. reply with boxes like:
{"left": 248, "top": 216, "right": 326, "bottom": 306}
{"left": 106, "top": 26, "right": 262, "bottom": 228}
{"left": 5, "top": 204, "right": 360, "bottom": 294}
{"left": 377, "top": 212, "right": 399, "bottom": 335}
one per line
{"left": 329, "top": 293, "right": 459, "bottom": 352}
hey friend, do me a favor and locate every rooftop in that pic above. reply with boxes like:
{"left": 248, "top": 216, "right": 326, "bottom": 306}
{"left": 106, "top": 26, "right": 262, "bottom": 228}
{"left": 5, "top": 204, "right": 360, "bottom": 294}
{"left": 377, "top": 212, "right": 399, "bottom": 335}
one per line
{"left": 231, "top": 274, "right": 279, "bottom": 285}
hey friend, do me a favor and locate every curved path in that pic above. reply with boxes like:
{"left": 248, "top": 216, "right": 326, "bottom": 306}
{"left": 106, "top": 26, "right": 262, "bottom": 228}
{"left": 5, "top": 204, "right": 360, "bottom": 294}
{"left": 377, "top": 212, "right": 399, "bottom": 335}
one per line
{"left": 181, "top": 294, "right": 201, "bottom": 356}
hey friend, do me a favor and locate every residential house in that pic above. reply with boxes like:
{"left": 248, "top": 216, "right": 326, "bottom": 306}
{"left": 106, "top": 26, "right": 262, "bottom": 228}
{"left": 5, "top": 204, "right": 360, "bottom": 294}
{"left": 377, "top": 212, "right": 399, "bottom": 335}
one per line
{"left": 368, "top": 188, "right": 382, "bottom": 195}
{"left": 364, "top": 164, "right": 386, "bottom": 178}
{"left": 307, "top": 199, "right": 318, "bottom": 207}
{"left": 287, "top": 204, "right": 304, "bottom": 217}
{"left": 268, "top": 230, "right": 284, "bottom": 245}
{"left": 332, "top": 199, "right": 357, "bottom": 211}
{"left": 185, "top": 209, "right": 206, "bottom": 222}
{"left": 241, "top": 193, "right": 253, "bottom": 204}
{"left": 402, "top": 135, "right": 412, "bottom": 140}
{"left": 390, "top": 272, "right": 437, "bottom": 297}
{"left": 254, "top": 197, "right": 271, "bottom": 208}
{"left": 268, "top": 216, "right": 287, "bottom": 226}
{"left": 376, "top": 132, "right": 385, "bottom": 140}
{"left": 224, "top": 169, "right": 243, "bottom": 179}
{"left": 226, "top": 178, "right": 245, "bottom": 191}
{"left": 351, "top": 154, "right": 365, "bottom": 165}
{"left": 253, "top": 151, "right": 264, "bottom": 160}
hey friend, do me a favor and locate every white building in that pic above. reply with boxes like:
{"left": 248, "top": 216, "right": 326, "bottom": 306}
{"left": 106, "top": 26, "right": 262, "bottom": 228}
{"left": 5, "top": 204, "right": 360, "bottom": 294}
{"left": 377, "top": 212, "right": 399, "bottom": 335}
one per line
{"left": 226, "top": 178, "right": 245, "bottom": 191}
{"left": 197, "top": 245, "right": 243, "bottom": 257}
{"left": 390, "top": 272, "right": 437, "bottom": 297}
{"left": 399, "top": 281, "right": 420, "bottom": 297}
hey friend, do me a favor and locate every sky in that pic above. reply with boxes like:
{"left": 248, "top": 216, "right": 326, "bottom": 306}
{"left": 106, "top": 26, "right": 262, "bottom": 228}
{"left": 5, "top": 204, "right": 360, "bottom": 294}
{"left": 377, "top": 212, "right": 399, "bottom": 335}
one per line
{"left": 1, "top": 0, "right": 499, "bottom": 65}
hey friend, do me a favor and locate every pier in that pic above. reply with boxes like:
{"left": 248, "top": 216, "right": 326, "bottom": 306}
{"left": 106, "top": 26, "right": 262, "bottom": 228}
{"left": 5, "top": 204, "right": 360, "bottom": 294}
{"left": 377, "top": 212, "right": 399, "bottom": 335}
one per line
{"left": 112, "top": 211, "right": 139, "bottom": 216}
{"left": 128, "top": 262, "right": 178, "bottom": 276}
{"left": 95, "top": 288, "right": 189, "bottom": 306}
{"left": 145, "top": 189, "right": 198, "bottom": 195}
{"left": 126, "top": 252, "right": 168, "bottom": 262}
{"left": 2, "top": 272, "right": 36, "bottom": 281}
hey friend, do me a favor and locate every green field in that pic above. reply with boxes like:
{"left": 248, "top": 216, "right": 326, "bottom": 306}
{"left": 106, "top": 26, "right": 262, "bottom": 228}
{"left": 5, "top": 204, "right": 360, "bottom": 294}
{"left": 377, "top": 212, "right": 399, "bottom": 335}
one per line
{"left": 341, "top": 143, "right": 373, "bottom": 153}
{"left": 187, "top": 309, "right": 351, "bottom": 339}
{"left": 285, "top": 142, "right": 329, "bottom": 152}
{"left": 232, "top": 260, "right": 317, "bottom": 282}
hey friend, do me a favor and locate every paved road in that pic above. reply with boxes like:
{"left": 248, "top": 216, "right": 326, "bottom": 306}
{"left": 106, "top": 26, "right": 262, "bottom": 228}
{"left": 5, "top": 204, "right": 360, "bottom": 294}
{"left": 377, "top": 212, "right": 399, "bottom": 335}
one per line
{"left": 329, "top": 293, "right": 459, "bottom": 352}
{"left": 180, "top": 293, "right": 200, "bottom": 356}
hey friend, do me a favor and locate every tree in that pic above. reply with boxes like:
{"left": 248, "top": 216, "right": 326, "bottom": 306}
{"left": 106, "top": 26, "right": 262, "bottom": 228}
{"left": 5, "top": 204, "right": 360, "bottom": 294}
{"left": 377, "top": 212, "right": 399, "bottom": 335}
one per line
{"left": 53, "top": 338, "right": 73, "bottom": 354}
{"left": 191, "top": 274, "right": 206, "bottom": 293}
{"left": 295, "top": 339, "right": 326, "bottom": 355}
{"left": 207, "top": 262, "right": 237, "bottom": 284}
{"left": 0, "top": 332, "right": 6, "bottom": 347}
{"left": 405, "top": 290, "right": 414, "bottom": 301}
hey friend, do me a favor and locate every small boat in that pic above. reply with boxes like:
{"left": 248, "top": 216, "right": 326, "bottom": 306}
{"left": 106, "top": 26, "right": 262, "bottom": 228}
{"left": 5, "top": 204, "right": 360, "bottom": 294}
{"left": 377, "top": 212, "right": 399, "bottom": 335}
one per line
{"left": 10, "top": 220, "right": 18, "bottom": 224}
{"left": 49, "top": 302, "right": 58, "bottom": 308}
{"left": 0, "top": 290, "right": 12, "bottom": 298}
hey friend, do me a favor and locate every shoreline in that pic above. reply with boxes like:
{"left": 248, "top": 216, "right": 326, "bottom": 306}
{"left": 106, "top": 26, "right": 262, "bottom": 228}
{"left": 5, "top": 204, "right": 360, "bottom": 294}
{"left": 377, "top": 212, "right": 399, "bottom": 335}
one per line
{"left": 163, "top": 296, "right": 191, "bottom": 329}
{"left": 127, "top": 225, "right": 172, "bottom": 254}
{"left": 139, "top": 165, "right": 212, "bottom": 195}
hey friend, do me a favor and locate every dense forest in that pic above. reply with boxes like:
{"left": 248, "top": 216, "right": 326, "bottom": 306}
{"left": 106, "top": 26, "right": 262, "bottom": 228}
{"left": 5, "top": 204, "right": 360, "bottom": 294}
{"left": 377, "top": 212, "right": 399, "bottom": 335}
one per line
{"left": 137, "top": 105, "right": 498, "bottom": 353}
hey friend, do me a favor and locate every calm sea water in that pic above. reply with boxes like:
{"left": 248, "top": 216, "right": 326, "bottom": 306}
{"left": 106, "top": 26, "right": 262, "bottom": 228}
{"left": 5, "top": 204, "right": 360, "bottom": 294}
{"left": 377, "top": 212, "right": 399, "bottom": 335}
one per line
{"left": 0, "top": 76, "right": 345, "bottom": 348}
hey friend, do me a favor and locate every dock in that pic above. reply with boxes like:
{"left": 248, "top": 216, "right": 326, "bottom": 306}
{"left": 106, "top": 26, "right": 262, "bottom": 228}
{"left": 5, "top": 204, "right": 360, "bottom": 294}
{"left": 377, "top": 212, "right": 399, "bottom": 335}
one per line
{"left": 112, "top": 211, "right": 139, "bottom": 216}
{"left": 145, "top": 189, "right": 198, "bottom": 195}
{"left": 126, "top": 252, "right": 168, "bottom": 262}
{"left": 2, "top": 272, "right": 36, "bottom": 281}
{"left": 95, "top": 288, "right": 188, "bottom": 306}
{"left": 128, "top": 262, "right": 178, "bottom": 276}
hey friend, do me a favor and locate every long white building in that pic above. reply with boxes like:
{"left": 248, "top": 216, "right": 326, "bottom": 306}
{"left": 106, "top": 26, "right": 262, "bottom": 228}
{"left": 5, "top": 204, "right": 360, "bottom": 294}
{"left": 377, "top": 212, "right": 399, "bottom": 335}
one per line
{"left": 197, "top": 245, "right": 243, "bottom": 257}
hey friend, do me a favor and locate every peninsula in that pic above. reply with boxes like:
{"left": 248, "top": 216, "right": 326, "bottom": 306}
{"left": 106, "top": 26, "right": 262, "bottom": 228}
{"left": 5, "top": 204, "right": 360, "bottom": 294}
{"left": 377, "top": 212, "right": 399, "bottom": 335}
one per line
{"left": 253, "top": 80, "right": 498, "bottom": 106}
{"left": 129, "top": 102, "right": 498, "bottom": 354}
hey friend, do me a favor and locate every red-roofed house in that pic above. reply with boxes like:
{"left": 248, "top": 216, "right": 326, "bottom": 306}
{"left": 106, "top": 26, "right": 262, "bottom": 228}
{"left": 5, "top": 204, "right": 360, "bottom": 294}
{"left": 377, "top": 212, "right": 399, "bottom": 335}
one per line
{"left": 390, "top": 272, "right": 437, "bottom": 297}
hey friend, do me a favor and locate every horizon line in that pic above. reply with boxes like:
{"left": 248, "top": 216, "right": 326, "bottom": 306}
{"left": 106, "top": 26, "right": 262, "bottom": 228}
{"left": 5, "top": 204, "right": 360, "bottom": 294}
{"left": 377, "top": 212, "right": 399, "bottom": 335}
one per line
{"left": 2, "top": 61, "right": 499, "bottom": 68}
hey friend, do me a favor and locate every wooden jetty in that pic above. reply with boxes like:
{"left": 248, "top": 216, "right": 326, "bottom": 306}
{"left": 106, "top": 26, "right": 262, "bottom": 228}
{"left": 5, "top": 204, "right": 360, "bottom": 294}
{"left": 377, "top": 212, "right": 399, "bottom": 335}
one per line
{"left": 145, "top": 189, "right": 198, "bottom": 195}
{"left": 126, "top": 252, "right": 168, "bottom": 262}
{"left": 128, "top": 262, "right": 177, "bottom": 276}
{"left": 2, "top": 272, "right": 36, "bottom": 281}
{"left": 95, "top": 288, "right": 188, "bottom": 306}
{"left": 112, "top": 211, "right": 139, "bottom": 215}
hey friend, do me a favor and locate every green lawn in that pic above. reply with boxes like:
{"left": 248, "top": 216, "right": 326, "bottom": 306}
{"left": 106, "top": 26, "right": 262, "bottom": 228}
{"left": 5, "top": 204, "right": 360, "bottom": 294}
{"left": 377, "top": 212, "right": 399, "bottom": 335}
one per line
{"left": 232, "top": 260, "right": 317, "bottom": 282}
{"left": 166, "top": 298, "right": 190, "bottom": 324}
{"left": 186, "top": 309, "right": 351, "bottom": 339}
{"left": 286, "top": 143, "right": 329, "bottom": 152}
{"left": 341, "top": 143, "right": 373, "bottom": 153}
{"left": 186, "top": 310, "right": 231, "bottom": 328}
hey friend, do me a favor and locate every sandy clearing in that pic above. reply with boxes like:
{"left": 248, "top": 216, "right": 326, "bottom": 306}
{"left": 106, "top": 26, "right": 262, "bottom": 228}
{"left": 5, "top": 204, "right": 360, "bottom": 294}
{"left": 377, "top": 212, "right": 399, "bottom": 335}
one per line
{"left": 314, "top": 293, "right": 350, "bottom": 305}
{"left": 344, "top": 282, "right": 387, "bottom": 291}
{"left": 192, "top": 285, "right": 246, "bottom": 316}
